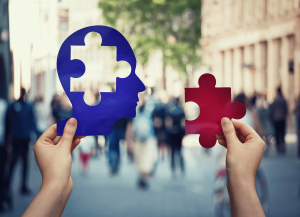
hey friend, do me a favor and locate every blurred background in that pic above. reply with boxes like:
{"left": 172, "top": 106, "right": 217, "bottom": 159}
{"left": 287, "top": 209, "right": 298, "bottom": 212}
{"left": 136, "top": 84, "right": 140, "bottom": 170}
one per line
{"left": 0, "top": 0, "right": 300, "bottom": 216}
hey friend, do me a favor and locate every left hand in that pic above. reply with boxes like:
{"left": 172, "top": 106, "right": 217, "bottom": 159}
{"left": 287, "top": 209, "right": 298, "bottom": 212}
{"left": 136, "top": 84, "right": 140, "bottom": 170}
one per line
{"left": 33, "top": 118, "right": 83, "bottom": 195}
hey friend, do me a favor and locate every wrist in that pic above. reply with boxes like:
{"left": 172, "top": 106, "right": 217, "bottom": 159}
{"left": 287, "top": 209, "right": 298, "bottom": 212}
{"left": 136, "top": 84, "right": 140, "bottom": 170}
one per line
{"left": 227, "top": 173, "right": 256, "bottom": 191}
{"left": 41, "top": 179, "right": 72, "bottom": 198}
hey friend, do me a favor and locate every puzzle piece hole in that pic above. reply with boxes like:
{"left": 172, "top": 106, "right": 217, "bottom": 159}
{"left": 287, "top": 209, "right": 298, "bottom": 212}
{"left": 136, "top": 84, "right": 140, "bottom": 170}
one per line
{"left": 83, "top": 89, "right": 100, "bottom": 106}
{"left": 70, "top": 32, "right": 106, "bottom": 93}
{"left": 70, "top": 32, "right": 131, "bottom": 106}
{"left": 184, "top": 101, "right": 200, "bottom": 121}
{"left": 115, "top": 61, "right": 131, "bottom": 78}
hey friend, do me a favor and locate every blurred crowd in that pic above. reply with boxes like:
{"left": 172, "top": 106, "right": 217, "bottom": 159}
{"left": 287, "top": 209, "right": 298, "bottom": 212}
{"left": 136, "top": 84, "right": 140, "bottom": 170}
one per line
{"left": 0, "top": 85, "right": 299, "bottom": 212}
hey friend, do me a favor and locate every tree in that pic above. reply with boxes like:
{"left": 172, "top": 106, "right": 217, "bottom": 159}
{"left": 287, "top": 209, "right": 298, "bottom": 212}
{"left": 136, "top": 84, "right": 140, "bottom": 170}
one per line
{"left": 98, "top": 0, "right": 201, "bottom": 88}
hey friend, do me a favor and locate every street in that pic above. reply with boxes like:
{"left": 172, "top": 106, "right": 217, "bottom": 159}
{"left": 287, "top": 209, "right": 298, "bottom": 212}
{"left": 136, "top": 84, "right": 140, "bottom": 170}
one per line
{"left": 1, "top": 136, "right": 300, "bottom": 217}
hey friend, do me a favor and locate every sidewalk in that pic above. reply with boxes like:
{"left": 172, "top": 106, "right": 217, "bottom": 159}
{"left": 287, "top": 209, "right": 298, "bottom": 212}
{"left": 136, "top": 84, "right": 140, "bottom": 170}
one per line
{"left": 260, "top": 142, "right": 300, "bottom": 217}
{"left": 0, "top": 140, "right": 299, "bottom": 217}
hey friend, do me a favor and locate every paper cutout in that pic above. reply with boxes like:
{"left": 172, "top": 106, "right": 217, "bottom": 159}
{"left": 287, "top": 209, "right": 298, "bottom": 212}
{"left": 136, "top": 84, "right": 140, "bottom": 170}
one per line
{"left": 185, "top": 73, "right": 246, "bottom": 148}
{"left": 56, "top": 26, "right": 145, "bottom": 136}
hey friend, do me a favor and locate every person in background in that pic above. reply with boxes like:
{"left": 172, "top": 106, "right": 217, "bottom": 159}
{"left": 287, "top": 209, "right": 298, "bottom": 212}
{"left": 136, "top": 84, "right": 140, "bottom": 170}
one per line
{"left": 133, "top": 92, "right": 158, "bottom": 189}
{"left": 5, "top": 88, "right": 36, "bottom": 196}
{"left": 269, "top": 87, "right": 288, "bottom": 155}
{"left": 51, "top": 94, "right": 61, "bottom": 123}
{"left": 34, "top": 97, "right": 50, "bottom": 137}
{"left": 165, "top": 97, "right": 185, "bottom": 177}
{"left": 125, "top": 119, "right": 134, "bottom": 162}
{"left": 294, "top": 97, "right": 300, "bottom": 197}
{"left": 78, "top": 136, "right": 95, "bottom": 174}
{"left": 256, "top": 95, "right": 274, "bottom": 154}
{"left": 93, "top": 92, "right": 101, "bottom": 158}
{"left": 250, "top": 91, "right": 258, "bottom": 108}
{"left": 233, "top": 93, "right": 253, "bottom": 127}
{"left": 107, "top": 118, "right": 128, "bottom": 175}
{"left": 56, "top": 93, "right": 73, "bottom": 123}
{"left": 22, "top": 117, "right": 266, "bottom": 217}
{"left": 51, "top": 93, "right": 73, "bottom": 128}
{"left": 234, "top": 93, "right": 265, "bottom": 137}
{"left": 0, "top": 97, "right": 8, "bottom": 212}
{"left": 294, "top": 96, "right": 300, "bottom": 158}
{"left": 152, "top": 90, "right": 169, "bottom": 161}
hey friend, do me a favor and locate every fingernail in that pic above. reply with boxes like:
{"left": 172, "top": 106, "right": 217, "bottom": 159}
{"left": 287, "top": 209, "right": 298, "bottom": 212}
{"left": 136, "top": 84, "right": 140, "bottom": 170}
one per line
{"left": 68, "top": 118, "right": 77, "bottom": 127}
{"left": 221, "top": 118, "right": 230, "bottom": 127}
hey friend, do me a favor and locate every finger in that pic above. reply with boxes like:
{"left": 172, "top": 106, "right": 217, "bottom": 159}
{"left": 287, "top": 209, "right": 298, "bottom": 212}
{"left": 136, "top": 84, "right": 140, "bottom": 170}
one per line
{"left": 216, "top": 134, "right": 225, "bottom": 140}
{"left": 39, "top": 124, "right": 57, "bottom": 144}
{"left": 53, "top": 136, "right": 62, "bottom": 145}
{"left": 231, "top": 119, "right": 260, "bottom": 142}
{"left": 71, "top": 138, "right": 81, "bottom": 152}
{"left": 59, "top": 118, "right": 77, "bottom": 150}
{"left": 217, "top": 132, "right": 245, "bottom": 143}
{"left": 221, "top": 117, "right": 238, "bottom": 149}
{"left": 236, "top": 131, "right": 246, "bottom": 143}
{"left": 54, "top": 136, "right": 83, "bottom": 146}
{"left": 218, "top": 139, "right": 227, "bottom": 148}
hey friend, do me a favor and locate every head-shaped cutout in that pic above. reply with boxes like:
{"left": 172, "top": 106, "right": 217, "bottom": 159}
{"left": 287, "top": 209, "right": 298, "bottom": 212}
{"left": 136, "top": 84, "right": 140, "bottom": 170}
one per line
{"left": 56, "top": 26, "right": 145, "bottom": 136}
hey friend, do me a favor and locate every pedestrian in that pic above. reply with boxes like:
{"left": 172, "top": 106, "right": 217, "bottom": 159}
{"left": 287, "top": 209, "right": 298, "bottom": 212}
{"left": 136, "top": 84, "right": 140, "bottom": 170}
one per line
{"left": 125, "top": 119, "right": 134, "bottom": 162}
{"left": 93, "top": 93, "right": 101, "bottom": 158}
{"left": 233, "top": 93, "right": 253, "bottom": 127}
{"left": 51, "top": 94, "right": 61, "bottom": 123}
{"left": 269, "top": 87, "right": 288, "bottom": 154}
{"left": 294, "top": 96, "right": 300, "bottom": 158}
{"left": 56, "top": 93, "right": 73, "bottom": 122}
{"left": 34, "top": 97, "right": 50, "bottom": 137}
{"left": 0, "top": 97, "right": 8, "bottom": 212}
{"left": 107, "top": 118, "right": 128, "bottom": 175}
{"left": 78, "top": 136, "right": 95, "bottom": 174}
{"left": 5, "top": 88, "right": 36, "bottom": 196}
{"left": 133, "top": 93, "right": 158, "bottom": 189}
{"left": 165, "top": 97, "right": 185, "bottom": 177}
{"left": 152, "top": 91, "right": 169, "bottom": 161}
{"left": 233, "top": 93, "right": 265, "bottom": 137}
{"left": 256, "top": 96, "right": 275, "bottom": 154}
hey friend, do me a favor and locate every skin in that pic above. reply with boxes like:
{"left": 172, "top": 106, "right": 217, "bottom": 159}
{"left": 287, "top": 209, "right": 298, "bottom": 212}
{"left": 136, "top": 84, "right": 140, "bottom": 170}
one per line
{"left": 22, "top": 117, "right": 265, "bottom": 217}
{"left": 216, "top": 118, "right": 266, "bottom": 217}
{"left": 22, "top": 118, "right": 84, "bottom": 217}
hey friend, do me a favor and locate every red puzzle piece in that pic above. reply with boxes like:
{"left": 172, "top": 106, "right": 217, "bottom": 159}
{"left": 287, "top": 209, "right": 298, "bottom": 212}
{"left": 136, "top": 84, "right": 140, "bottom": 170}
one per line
{"left": 185, "top": 73, "right": 246, "bottom": 148}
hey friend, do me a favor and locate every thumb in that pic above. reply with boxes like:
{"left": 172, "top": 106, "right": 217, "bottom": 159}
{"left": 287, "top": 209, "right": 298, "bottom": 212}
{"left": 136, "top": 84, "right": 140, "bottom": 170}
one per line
{"left": 221, "top": 117, "right": 238, "bottom": 147}
{"left": 60, "top": 118, "right": 77, "bottom": 150}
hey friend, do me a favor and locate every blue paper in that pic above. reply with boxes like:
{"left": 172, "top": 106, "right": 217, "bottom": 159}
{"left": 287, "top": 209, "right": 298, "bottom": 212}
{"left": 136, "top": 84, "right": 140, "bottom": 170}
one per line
{"left": 56, "top": 26, "right": 145, "bottom": 136}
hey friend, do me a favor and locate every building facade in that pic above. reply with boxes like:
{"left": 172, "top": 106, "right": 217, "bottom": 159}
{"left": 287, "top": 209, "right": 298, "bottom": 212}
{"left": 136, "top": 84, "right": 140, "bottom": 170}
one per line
{"left": 201, "top": 0, "right": 300, "bottom": 109}
{"left": 8, "top": 0, "right": 58, "bottom": 103}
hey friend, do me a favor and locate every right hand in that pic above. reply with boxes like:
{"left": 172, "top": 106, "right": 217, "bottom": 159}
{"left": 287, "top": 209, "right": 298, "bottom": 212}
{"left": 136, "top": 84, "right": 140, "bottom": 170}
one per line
{"left": 216, "top": 118, "right": 265, "bottom": 185}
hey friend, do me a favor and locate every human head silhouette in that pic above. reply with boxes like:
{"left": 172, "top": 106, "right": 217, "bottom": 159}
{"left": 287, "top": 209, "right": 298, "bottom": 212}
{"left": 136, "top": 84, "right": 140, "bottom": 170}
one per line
{"left": 56, "top": 26, "right": 145, "bottom": 136}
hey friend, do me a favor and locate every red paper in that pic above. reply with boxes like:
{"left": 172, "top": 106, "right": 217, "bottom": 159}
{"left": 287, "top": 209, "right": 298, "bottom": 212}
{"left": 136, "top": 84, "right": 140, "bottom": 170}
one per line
{"left": 185, "top": 73, "right": 246, "bottom": 148}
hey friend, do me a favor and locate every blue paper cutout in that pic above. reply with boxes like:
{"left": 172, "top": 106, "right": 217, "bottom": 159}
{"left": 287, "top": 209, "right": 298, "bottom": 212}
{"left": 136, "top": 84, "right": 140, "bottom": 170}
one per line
{"left": 56, "top": 26, "right": 145, "bottom": 136}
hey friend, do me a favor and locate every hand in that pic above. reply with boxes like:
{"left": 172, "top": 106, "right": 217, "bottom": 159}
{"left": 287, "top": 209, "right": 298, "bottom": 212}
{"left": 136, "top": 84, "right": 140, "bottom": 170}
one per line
{"left": 216, "top": 118, "right": 266, "bottom": 217}
{"left": 23, "top": 118, "right": 84, "bottom": 217}
{"left": 33, "top": 118, "right": 83, "bottom": 194}
{"left": 216, "top": 118, "right": 265, "bottom": 185}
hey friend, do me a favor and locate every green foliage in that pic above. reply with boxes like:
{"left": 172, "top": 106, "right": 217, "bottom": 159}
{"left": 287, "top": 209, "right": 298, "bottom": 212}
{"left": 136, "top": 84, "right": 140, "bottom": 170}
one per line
{"left": 98, "top": 0, "right": 201, "bottom": 74}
